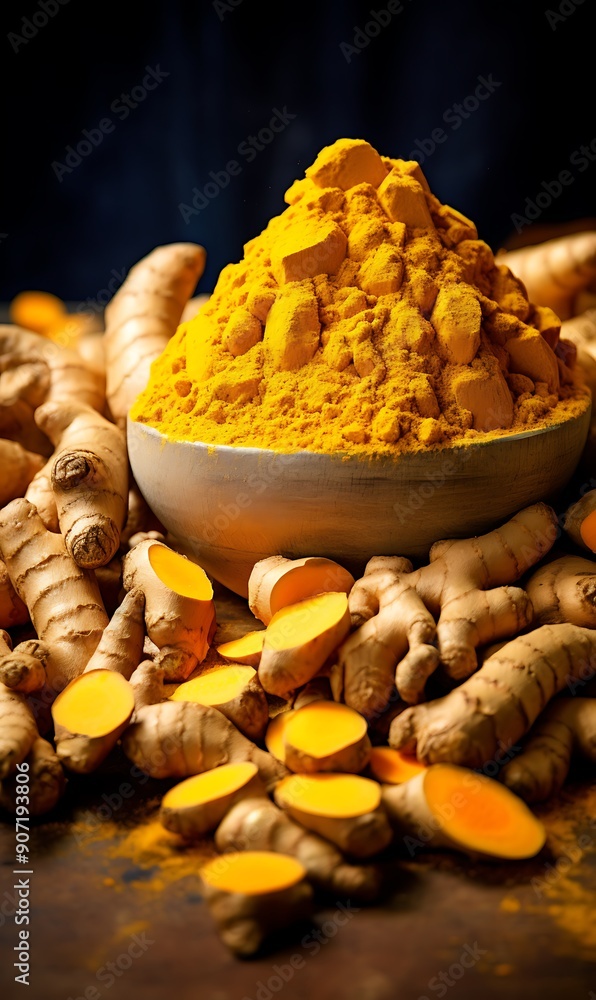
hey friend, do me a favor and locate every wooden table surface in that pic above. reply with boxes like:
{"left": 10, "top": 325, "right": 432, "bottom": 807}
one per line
{"left": 1, "top": 587, "right": 596, "bottom": 1000}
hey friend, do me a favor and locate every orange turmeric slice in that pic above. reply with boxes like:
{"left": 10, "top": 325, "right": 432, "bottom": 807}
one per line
{"left": 283, "top": 701, "right": 370, "bottom": 774}
{"left": 259, "top": 592, "right": 350, "bottom": 697}
{"left": 170, "top": 664, "right": 268, "bottom": 741}
{"left": 217, "top": 630, "right": 265, "bottom": 665}
{"left": 10, "top": 290, "right": 66, "bottom": 336}
{"left": 369, "top": 746, "right": 426, "bottom": 784}
{"left": 201, "top": 850, "right": 306, "bottom": 895}
{"left": 383, "top": 764, "right": 546, "bottom": 860}
{"left": 274, "top": 773, "right": 392, "bottom": 859}
{"left": 160, "top": 762, "right": 264, "bottom": 838}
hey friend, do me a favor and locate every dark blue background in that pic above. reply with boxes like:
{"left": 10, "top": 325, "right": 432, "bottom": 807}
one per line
{"left": 2, "top": 0, "right": 594, "bottom": 301}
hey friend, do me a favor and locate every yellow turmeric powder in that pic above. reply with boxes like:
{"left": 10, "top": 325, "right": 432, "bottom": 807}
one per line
{"left": 131, "top": 138, "right": 588, "bottom": 455}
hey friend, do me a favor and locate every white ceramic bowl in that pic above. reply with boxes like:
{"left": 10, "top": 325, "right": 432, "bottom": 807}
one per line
{"left": 128, "top": 401, "right": 590, "bottom": 597}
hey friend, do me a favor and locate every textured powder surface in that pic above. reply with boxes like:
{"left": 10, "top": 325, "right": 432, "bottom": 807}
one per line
{"left": 132, "top": 138, "right": 588, "bottom": 455}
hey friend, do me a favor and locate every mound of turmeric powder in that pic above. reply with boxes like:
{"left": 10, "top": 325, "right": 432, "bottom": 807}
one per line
{"left": 131, "top": 138, "right": 588, "bottom": 455}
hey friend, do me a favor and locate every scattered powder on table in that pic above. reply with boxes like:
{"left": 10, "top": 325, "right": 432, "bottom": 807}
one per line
{"left": 132, "top": 138, "right": 588, "bottom": 455}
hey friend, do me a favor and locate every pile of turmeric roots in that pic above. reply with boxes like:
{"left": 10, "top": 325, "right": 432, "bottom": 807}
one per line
{"left": 2, "top": 235, "right": 596, "bottom": 957}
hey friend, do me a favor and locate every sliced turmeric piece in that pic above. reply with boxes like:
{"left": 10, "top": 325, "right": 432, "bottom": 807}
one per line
{"left": 274, "top": 773, "right": 392, "bottom": 859}
{"left": 369, "top": 746, "right": 426, "bottom": 784}
{"left": 123, "top": 539, "right": 216, "bottom": 681}
{"left": 170, "top": 664, "right": 268, "bottom": 741}
{"left": 382, "top": 764, "right": 546, "bottom": 860}
{"left": 248, "top": 555, "right": 354, "bottom": 625}
{"left": 215, "top": 796, "right": 382, "bottom": 903}
{"left": 216, "top": 630, "right": 265, "bottom": 666}
{"left": 53, "top": 670, "right": 134, "bottom": 739}
{"left": 259, "top": 591, "right": 350, "bottom": 697}
{"left": 160, "top": 761, "right": 265, "bottom": 838}
{"left": 10, "top": 290, "right": 66, "bottom": 336}
{"left": 200, "top": 850, "right": 313, "bottom": 956}
{"left": 51, "top": 589, "right": 144, "bottom": 773}
{"left": 264, "top": 711, "right": 293, "bottom": 762}
{"left": 563, "top": 492, "right": 596, "bottom": 553}
{"left": 283, "top": 701, "right": 371, "bottom": 774}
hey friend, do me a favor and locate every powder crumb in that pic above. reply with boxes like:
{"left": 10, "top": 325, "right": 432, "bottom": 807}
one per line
{"left": 499, "top": 895, "right": 521, "bottom": 913}
{"left": 494, "top": 964, "right": 515, "bottom": 977}
{"left": 132, "top": 138, "right": 588, "bottom": 455}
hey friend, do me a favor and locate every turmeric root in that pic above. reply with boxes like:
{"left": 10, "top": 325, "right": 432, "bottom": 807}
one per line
{"left": 122, "top": 698, "right": 287, "bottom": 789}
{"left": 130, "top": 658, "right": 166, "bottom": 711}
{"left": 122, "top": 538, "right": 216, "bottom": 680}
{"left": 563, "top": 493, "right": 596, "bottom": 553}
{"left": 336, "top": 503, "right": 555, "bottom": 715}
{"left": 282, "top": 701, "right": 371, "bottom": 774}
{"left": 216, "top": 630, "right": 265, "bottom": 666}
{"left": 0, "top": 679, "right": 39, "bottom": 778}
{"left": 382, "top": 764, "right": 545, "bottom": 859}
{"left": 0, "top": 637, "right": 46, "bottom": 693}
{"left": 368, "top": 746, "right": 426, "bottom": 785}
{"left": 171, "top": 665, "right": 268, "bottom": 742}
{"left": 0, "top": 558, "right": 28, "bottom": 628}
{"left": 0, "top": 439, "right": 44, "bottom": 507}
{"left": 526, "top": 555, "right": 596, "bottom": 627}
{"left": 51, "top": 589, "right": 144, "bottom": 772}
{"left": 24, "top": 457, "right": 59, "bottom": 531}
{"left": 160, "top": 762, "right": 266, "bottom": 838}
{"left": 503, "top": 231, "right": 596, "bottom": 320}
{"left": 274, "top": 773, "right": 393, "bottom": 859}
{"left": 248, "top": 555, "right": 355, "bottom": 625}
{"left": 34, "top": 400, "right": 128, "bottom": 568}
{"left": 216, "top": 796, "right": 382, "bottom": 902}
{"left": 500, "top": 698, "right": 596, "bottom": 802}
{"left": 0, "top": 326, "right": 104, "bottom": 413}
{"left": 0, "top": 736, "right": 65, "bottom": 816}
{"left": 389, "top": 624, "right": 596, "bottom": 768}
{"left": 200, "top": 851, "right": 313, "bottom": 957}
{"left": 0, "top": 498, "right": 109, "bottom": 691}
{"left": 259, "top": 591, "right": 350, "bottom": 697}
{"left": 105, "top": 243, "right": 206, "bottom": 427}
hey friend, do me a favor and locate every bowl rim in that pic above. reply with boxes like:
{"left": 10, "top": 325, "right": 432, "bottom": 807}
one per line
{"left": 127, "top": 394, "right": 591, "bottom": 462}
